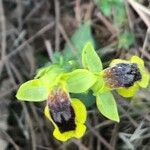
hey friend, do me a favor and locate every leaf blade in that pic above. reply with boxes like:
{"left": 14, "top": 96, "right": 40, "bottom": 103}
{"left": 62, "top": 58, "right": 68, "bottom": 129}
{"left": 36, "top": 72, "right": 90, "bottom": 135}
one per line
{"left": 96, "top": 92, "right": 120, "bottom": 122}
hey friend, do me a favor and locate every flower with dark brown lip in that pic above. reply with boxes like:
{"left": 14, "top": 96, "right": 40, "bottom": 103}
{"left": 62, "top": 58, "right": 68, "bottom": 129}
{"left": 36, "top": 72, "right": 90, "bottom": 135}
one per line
{"left": 44, "top": 87, "right": 87, "bottom": 141}
{"left": 100, "top": 56, "right": 149, "bottom": 97}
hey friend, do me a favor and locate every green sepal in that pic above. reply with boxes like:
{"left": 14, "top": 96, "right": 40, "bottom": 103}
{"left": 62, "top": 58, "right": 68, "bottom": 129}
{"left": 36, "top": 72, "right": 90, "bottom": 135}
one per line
{"left": 16, "top": 79, "right": 49, "bottom": 102}
{"left": 34, "top": 65, "right": 52, "bottom": 79}
{"left": 65, "top": 69, "right": 97, "bottom": 93}
{"left": 82, "top": 42, "right": 103, "bottom": 72}
{"left": 96, "top": 91, "right": 120, "bottom": 122}
{"left": 39, "top": 67, "right": 64, "bottom": 88}
{"left": 92, "top": 75, "right": 105, "bottom": 95}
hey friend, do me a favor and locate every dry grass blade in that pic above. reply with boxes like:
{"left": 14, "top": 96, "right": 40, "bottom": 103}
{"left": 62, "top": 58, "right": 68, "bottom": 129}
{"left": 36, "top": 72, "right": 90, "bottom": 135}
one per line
{"left": 0, "top": 0, "right": 6, "bottom": 76}
{"left": 0, "top": 22, "right": 54, "bottom": 65}
{"left": 127, "top": 0, "right": 150, "bottom": 27}
{"left": 0, "top": 129, "right": 19, "bottom": 150}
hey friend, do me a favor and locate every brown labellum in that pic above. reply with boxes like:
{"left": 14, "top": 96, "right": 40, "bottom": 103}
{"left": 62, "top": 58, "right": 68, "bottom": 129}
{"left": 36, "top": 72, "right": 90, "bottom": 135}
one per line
{"left": 47, "top": 89, "right": 76, "bottom": 133}
{"left": 103, "top": 63, "right": 142, "bottom": 88}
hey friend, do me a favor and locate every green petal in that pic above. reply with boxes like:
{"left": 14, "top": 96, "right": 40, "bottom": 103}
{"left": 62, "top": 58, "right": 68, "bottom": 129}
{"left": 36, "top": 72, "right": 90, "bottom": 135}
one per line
{"left": 82, "top": 42, "right": 103, "bottom": 72}
{"left": 96, "top": 92, "right": 120, "bottom": 122}
{"left": 66, "top": 69, "right": 97, "bottom": 93}
{"left": 117, "top": 83, "right": 139, "bottom": 97}
{"left": 16, "top": 79, "right": 48, "bottom": 101}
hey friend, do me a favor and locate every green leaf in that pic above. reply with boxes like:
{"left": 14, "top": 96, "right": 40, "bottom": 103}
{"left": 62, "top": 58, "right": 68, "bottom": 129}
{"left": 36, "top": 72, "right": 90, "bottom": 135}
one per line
{"left": 63, "top": 22, "right": 94, "bottom": 61}
{"left": 16, "top": 79, "right": 49, "bottom": 102}
{"left": 66, "top": 69, "right": 97, "bottom": 93}
{"left": 118, "top": 31, "right": 135, "bottom": 49}
{"left": 96, "top": 92, "right": 120, "bottom": 122}
{"left": 71, "top": 91, "right": 96, "bottom": 108}
{"left": 51, "top": 51, "right": 64, "bottom": 65}
{"left": 82, "top": 42, "right": 103, "bottom": 72}
{"left": 95, "top": 0, "right": 112, "bottom": 16}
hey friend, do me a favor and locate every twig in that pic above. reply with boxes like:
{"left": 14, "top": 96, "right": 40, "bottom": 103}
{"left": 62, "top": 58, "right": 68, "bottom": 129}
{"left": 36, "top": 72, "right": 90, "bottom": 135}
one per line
{"left": 22, "top": 102, "right": 36, "bottom": 150}
{"left": 141, "top": 27, "right": 150, "bottom": 58}
{"left": 75, "top": 0, "right": 81, "bottom": 26}
{"left": 44, "top": 39, "right": 53, "bottom": 60}
{"left": 0, "top": 0, "right": 6, "bottom": 77}
{"left": 87, "top": 123, "right": 114, "bottom": 150}
{"left": 29, "top": 103, "right": 50, "bottom": 146}
{"left": 119, "top": 105, "right": 138, "bottom": 128}
{"left": 54, "top": 0, "right": 60, "bottom": 51}
{"left": 127, "top": 0, "right": 150, "bottom": 27}
{"left": 124, "top": 0, "right": 134, "bottom": 31}
{"left": 0, "top": 129, "right": 19, "bottom": 150}
{"left": 58, "top": 23, "right": 77, "bottom": 53}
{"left": 24, "top": 1, "right": 46, "bottom": 23}
{"left": 96, "top": 11, "right": 118, "bottom": 35}
{"left": 72, "top": 139, "right": 89, "bottom": 150}
{"left": 110, "top": 123, "right": 119, "bottom": 148}
{"left": 16, "top": 0, "right": 23, "bottom": 31}
{"left": 0, "top": 22, "right": 54, "bottom": 65}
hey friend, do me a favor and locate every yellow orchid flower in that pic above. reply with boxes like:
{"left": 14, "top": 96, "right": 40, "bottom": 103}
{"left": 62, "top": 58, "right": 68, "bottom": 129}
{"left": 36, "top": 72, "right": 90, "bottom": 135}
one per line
{"left": 44, "top": 88, "right": 87, "bottom": 141}
{"left": 101, "top": 56, "right": 149, "bottom": 97}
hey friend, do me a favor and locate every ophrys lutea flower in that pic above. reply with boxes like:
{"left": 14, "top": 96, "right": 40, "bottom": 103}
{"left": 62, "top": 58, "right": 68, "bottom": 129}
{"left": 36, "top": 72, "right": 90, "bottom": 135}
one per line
{"left": 16, "top": 66, "right": 89, "bottom": 141}
{"left": 100, "top": 56, "right": 149, "bottom": 97}
{"left": 44, "top": 87, "right": 87, "bottom": 141}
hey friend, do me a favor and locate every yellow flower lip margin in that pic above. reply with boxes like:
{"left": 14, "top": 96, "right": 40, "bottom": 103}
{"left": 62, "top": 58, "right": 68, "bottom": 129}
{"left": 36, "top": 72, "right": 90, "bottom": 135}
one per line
{"left": 44, "top": 96, "right": 87, "bottom": 142}
{"left": 110, "top": 56, "right": 150, "bottom": 97}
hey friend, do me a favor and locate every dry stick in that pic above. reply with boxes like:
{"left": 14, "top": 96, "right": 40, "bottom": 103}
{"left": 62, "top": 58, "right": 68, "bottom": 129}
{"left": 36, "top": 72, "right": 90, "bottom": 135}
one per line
{"left": 72, "top": 139, "right": 89, "bottom": 150}
{"left": 141, "top": 27, "right": 150, "bottom": 58}
{"left": 58, "top": 23, "right": 77, "bottom": 54}
{"left": 96, "top": 11, "right": 118, "bottom": 35}
{"left": 110, "top": 123, "right": 119, "bottom": 148}
{"left": 22, "top": 102, "right": 36, "bottom": 150}
{"left": 0, "top": 0, "right": 6, "bottom": 76}
{"left": 5, "top": 61, "right": 16, "bottom": 86}
{"left": 0, "top": 129, "right": 20, "bottom": 150}
{"left": 12, "top": 27, "right": 35, "bottom": 76}
{"left": 119, "top": 105, "right": 138, "bottom": 128}
{"left": 0, "top": 85, "right": 18, "bottom": 99}
{"left": 127, "top": 0, "right": 150, "bottom": 27}
{"left": 54, "top": 0, "right": 60, "bottom": 51}
{"left": 24, "top": 0, "right": 46, "bottom": 23}
{"left": 36, "top": 145, "right": 53, "bottom": 150}
{"left": 83, "top": 2, "right": 93, "bottom": 22}
{"left": 139, "top": 48, "right": 150, "bottom": 60}
{"left": 128, "top": 0, "right": 150, "bottom": 16}
{"left": 44, "top": 39, "right": 53, "bottom": 61}
{"left": 75, "top": 0, "right": 81, "bottom": 26}
{"left": 0, "top": 22, "right": 54, "bottom": 65}
{"left": 29, "top": 103, "right": 50, "bottom": 146}
{"left": 87, "top": 123, "right": 114, "bottom": 150}
{"left": 124, "top": 0, "right": 134, "bottom": 32}
{"left": 92, "top": 120, "right": 114, "bottom": 130}
{"left": 16, "top": 0, "right": 23, "bottom": 31}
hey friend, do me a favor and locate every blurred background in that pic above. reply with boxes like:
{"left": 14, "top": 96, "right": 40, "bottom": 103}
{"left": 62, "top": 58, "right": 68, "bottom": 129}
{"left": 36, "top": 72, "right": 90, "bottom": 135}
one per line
{"left": 0, "top": 0, "right": 150, "bottom": 149}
